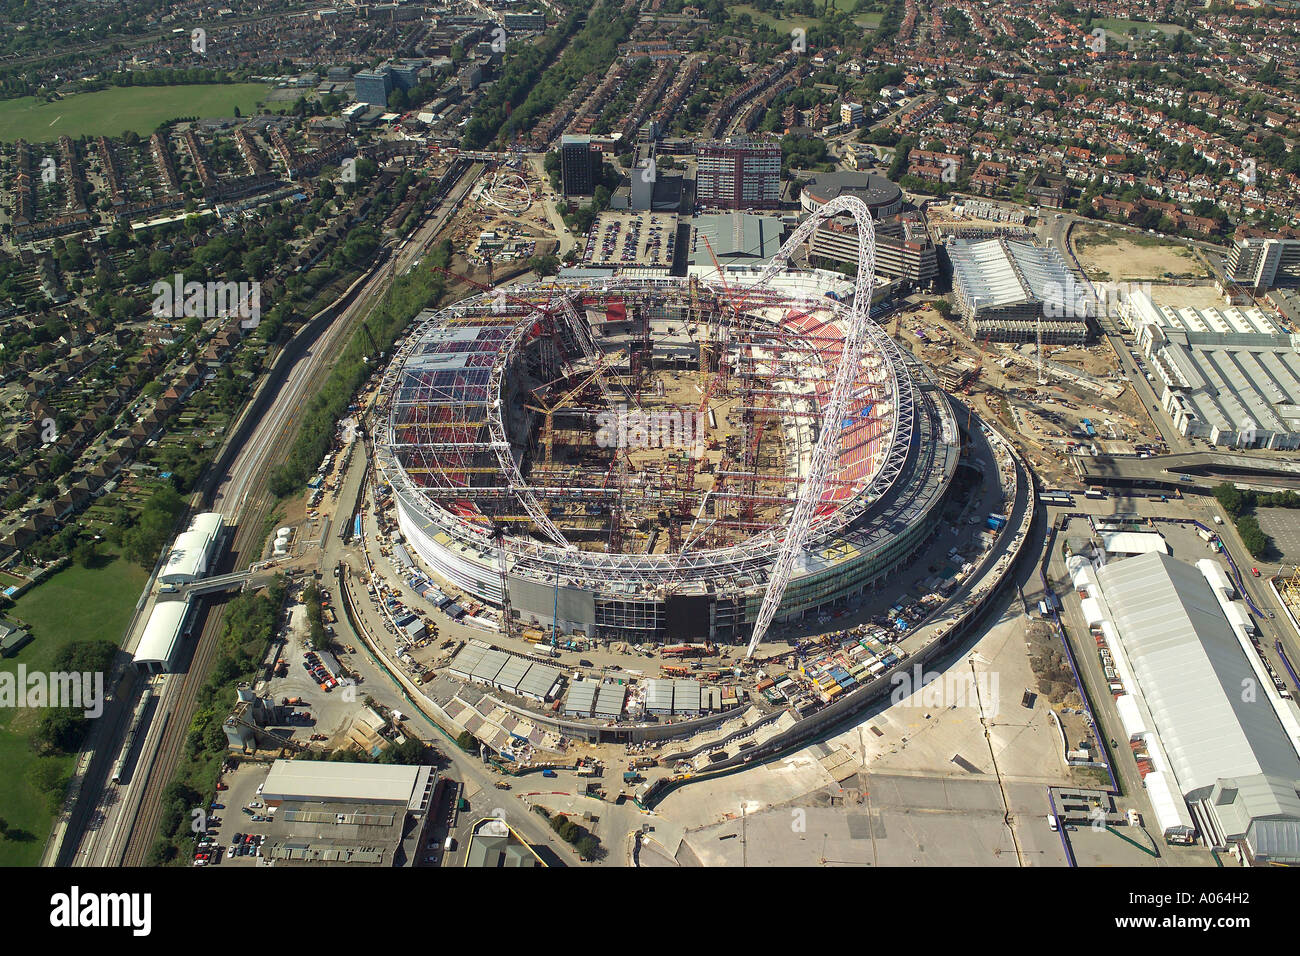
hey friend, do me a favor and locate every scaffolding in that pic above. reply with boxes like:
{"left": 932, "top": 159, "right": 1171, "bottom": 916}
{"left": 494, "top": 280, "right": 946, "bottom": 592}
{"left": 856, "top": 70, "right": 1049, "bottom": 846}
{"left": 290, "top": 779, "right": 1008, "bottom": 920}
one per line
{"left": 372, "top": 197, "right": 927, "bottom": 642}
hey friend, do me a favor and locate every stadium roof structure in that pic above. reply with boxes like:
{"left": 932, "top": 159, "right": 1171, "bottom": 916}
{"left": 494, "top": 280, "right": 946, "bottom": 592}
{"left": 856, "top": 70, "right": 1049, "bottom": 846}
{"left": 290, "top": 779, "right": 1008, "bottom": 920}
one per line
{"left": 1096, "top": 552, "right": 1300, "bottom": 858}
{"left": 947, "top": 237, "right": 1075, "bottom": 316}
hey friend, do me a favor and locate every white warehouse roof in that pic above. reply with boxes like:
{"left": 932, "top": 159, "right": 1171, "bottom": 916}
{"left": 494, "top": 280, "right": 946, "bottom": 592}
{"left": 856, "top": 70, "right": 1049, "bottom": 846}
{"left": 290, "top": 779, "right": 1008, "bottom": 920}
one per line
{"left": 947, "top": 237, "right": 1076, "bottom": 315}
{"left": 1096, "top": 551, "right": 1300, "bottom": 800}
{"left": 262, "top": 759, "right": 433, "bottom": 809}
{"left": 1098, "top": 531, "right": 1169, "bottom": 556}
{"left": 133, "top": 600, "right": 189, "bottom": 669}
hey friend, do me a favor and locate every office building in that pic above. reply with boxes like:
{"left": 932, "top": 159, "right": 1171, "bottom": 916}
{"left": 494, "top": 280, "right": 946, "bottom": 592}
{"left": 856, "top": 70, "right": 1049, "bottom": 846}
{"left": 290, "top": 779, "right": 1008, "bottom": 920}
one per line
{"left": 560, "top": 135, "right": 598, "bottom": 197}
{"left": 354, "top": 68, "right": 394, "bottom": 107}
{"left": 1225, "top": 235, "right": 1300, "bottom": 291}
{"left": 695, "top": 139, "right": 780, "bottom": 210}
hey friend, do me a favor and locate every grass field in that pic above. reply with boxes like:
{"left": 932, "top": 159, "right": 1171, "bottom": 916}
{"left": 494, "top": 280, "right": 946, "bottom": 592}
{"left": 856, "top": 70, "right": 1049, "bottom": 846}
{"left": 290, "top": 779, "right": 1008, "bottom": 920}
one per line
{"left": 0, "top": 83, "right": 273, "bottom": 143}
{"left": 731, "top": 3, "right": 881, "bottom": 32}
{"left": 0, "top": 552, "right": 147, "bottom": 866}
{"left": 1095, "top": 17, "right": 1187, "bottom": 38}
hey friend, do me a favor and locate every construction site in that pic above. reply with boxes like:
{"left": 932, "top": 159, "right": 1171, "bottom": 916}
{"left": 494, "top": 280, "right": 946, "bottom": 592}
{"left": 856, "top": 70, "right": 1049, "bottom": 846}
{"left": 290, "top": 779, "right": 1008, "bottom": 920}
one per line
{"left": 453, "top": 158, "right": 556, "bottom": 276}
{"left": 372, "top": 198, "right": 962, "bottom": 651}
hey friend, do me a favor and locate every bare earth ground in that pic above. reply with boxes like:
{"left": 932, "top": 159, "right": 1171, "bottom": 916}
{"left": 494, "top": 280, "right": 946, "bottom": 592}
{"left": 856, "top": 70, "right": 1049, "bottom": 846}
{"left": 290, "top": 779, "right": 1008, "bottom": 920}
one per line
{"left": 1074, "top": 227, "right": 1206, "bottom": 281}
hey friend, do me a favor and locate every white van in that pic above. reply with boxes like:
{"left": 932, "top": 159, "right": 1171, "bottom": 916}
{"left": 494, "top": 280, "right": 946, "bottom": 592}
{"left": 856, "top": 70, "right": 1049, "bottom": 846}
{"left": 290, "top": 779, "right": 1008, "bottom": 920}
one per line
{"left": 1047, "top": 814, "right": 1059, "bottom": 832}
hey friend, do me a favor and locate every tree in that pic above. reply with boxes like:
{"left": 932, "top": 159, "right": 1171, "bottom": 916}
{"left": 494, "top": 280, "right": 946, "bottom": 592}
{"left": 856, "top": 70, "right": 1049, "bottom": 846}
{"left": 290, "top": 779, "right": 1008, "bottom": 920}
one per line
{"left": 455, "top": 731, "right": 479, "bottom": 752}
{"left": 1236, "top": 514, "right": 1270, "bottom": 559}
{"left": 72, "top": 538, "right": 98, "bottom": 569}
{"left": 1213, "top": 481, "right": 1245, "bottom": 519}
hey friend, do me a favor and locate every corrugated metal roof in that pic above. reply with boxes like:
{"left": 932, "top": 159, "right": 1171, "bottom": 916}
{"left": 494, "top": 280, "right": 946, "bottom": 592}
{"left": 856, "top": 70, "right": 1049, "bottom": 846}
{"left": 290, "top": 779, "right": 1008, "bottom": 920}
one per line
{"left": 594, "top": 682, "right": 625, "bottom": 718}
{"left": 948, "top": 237, "right": 1073, "bottom": 314}
{"left": 564, "top": 681, "right": 597, "bottom": 716}
{"left": 516, "top": 662, "right": 561, "bottom": 700}
{"left": 1098, "top": 552, "right": 1300, "bottom": 799}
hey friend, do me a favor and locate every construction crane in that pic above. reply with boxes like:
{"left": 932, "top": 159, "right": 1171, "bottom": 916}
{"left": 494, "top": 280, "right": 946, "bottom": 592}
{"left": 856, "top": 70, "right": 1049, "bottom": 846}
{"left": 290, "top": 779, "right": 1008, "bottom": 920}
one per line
{"left": 689, "top": 274, "right": 708, "bottom": 390}
{"left": 523, "top": 366, "right": 605, "bottom": 465}
{"left": 492, "top": 524, "right": 514, "bottom": 642}
{"left": 1036, "top": 314, "right": 1048, "bottom": 385}
{"left": 361, "top": 319, "right": 382, "bottom": 360}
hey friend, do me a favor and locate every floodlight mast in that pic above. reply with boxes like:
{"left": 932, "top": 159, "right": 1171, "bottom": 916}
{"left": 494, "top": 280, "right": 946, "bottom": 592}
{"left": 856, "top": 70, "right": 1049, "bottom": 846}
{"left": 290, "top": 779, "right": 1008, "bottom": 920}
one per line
{"left": 743, "top": 195, "right": 878, "bottom": 659}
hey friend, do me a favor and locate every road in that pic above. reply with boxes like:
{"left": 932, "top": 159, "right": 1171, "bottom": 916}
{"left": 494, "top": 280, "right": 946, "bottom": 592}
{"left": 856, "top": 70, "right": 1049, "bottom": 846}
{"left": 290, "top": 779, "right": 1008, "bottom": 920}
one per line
{"left": 318, "top": 450, "right": 588, "bottom": 866}
{"left": 57, "top": 161, "right": 482, "bottom": 869}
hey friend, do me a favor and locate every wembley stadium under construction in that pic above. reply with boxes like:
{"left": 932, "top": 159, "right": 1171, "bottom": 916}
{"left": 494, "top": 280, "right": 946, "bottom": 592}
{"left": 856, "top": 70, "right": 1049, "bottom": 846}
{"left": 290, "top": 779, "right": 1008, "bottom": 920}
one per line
{"left": 373, "top": 197, "right": 960, "bottom": 654}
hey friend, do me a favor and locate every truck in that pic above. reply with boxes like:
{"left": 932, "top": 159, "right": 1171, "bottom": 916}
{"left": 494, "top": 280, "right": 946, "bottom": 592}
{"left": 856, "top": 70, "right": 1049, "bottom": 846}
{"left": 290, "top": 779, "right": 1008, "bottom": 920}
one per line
{"left": 623, "top": 771, "right": 642, "bottom": 784}
{"left": 986, "top": 514, "right": 1007, "bottom": 531}
{"left": 1085, "top": 486, "right": 1105, "bottom": 499}
{"left": 1197, "top": 528, "right": 1214, "bottom": 543}
{"left": 542, "top": 769, "right": 558, "bottom": 778}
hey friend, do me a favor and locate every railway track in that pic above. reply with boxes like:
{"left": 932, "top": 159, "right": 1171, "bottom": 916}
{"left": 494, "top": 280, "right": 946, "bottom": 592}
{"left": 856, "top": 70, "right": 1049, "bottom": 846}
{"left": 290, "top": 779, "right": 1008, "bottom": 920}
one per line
{"left": 119, "top": 305, "right": 360, "bottom": 866}
{"left": 113, "top": 168, "right": 475, "bottom": 865}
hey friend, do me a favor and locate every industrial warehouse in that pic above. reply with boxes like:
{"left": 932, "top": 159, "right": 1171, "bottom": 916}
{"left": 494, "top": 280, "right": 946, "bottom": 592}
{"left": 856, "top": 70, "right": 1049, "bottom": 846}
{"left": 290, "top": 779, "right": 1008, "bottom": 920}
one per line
{"left": 253, "top": 760, "right": 441, "bottom": 867}
{"left": 1122, "top": 289, "right": 1300, "bottom": 450}
{"left": 372, "top": 197, "right": 960, "bottom": 654}
{"left": 1070, "top": 549, "right": 1300, "bottom": 865}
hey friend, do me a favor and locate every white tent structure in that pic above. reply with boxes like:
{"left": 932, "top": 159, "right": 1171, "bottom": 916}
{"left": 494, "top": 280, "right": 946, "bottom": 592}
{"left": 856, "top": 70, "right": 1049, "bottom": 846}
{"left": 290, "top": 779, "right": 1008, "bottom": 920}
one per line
{"left": 1096, "top": 551, "right": 1300, "bottom": 863}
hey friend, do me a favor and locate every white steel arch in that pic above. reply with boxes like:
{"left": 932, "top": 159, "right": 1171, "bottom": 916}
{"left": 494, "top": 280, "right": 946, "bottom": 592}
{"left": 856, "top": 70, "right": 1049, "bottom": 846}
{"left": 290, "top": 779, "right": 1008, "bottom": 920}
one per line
{"left": 744, "top": 195, "right": 878, "bottom": 658}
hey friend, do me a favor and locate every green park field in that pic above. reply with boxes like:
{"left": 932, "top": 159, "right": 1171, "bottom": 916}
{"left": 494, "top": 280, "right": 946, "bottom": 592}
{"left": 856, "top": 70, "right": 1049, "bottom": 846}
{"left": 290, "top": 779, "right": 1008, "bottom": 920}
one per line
{"left": 0, "top": 552, "right": 147, "bottom": 866}
{"left": 0, "top": 83, "right": 273, "bottom": 143}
